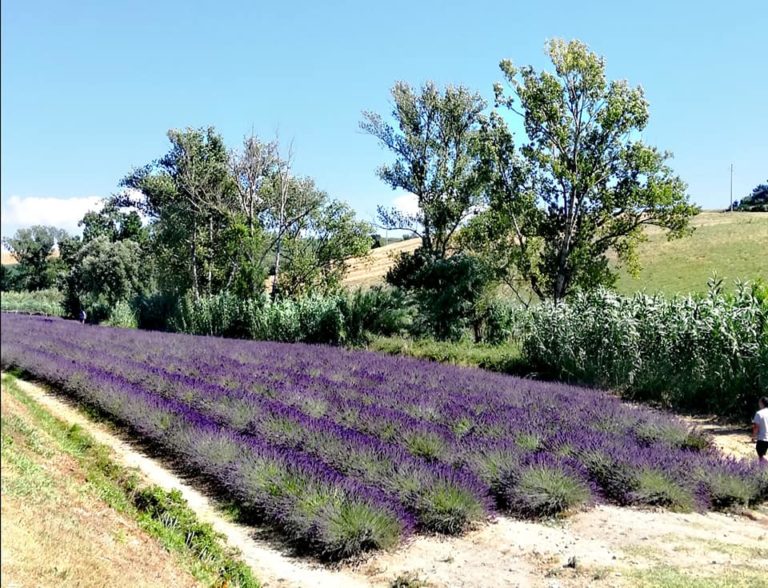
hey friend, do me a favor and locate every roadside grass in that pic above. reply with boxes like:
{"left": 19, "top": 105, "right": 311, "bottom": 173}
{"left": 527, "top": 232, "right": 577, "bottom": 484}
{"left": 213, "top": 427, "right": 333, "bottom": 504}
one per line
{"left": 0, "top": 372, "right": 258, "bottom": 588}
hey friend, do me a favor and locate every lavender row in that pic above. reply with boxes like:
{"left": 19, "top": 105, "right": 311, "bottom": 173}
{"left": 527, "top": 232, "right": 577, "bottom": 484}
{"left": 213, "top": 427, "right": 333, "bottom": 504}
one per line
{"left": 0, "top": 339, "right": 412, "bottom": 559}
{"left": 4, "top": 325, "right": 492, "bottom": 533}
{"left": 3, "top": 314, "right": 767, "bottom": 519}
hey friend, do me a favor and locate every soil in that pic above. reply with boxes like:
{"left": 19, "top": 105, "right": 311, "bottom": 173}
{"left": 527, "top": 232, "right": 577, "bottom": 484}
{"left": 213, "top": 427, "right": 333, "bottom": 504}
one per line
{"left": 9, "top": 377, "right": 768, "bottom": 588}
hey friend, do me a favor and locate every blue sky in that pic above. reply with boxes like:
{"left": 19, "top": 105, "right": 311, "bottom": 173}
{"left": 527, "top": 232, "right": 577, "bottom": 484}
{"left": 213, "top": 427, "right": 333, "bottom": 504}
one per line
{"left": 2, "top": 0, "right": 766, "bottom": 238}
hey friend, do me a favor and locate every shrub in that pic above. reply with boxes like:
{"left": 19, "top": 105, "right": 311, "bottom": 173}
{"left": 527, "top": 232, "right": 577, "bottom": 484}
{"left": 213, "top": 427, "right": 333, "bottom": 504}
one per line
{"left": 505, "top": 455, "right": 592, "bottom": 517}
{"left": 167, "top": 290, "right": 410, "bottom": 345}
{"left": 523, "top": 283, "right": 768, "bottom": 416}
{"left": 103, "top": 300, "right": 138, "bottom": 328}
{"left": 387, "top": 250, "right": 493, "bottom": 341}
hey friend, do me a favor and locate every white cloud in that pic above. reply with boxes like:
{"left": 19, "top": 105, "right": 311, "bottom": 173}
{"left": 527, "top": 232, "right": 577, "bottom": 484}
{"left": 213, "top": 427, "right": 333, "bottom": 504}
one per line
{"left": 393, "top": 193, "right": 419, "bottom": 216}
{"left": 1, "top": 195, "right": 105, "bottom": 237}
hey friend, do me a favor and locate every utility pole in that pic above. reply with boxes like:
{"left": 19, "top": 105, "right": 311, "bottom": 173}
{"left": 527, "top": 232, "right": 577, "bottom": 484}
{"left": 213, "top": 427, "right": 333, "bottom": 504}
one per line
{"left": 730, "top": 163, "right": 734, "bottom": 212}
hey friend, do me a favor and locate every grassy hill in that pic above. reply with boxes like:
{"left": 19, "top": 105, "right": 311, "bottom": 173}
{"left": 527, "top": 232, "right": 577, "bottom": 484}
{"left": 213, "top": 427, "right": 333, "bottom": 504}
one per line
{"left": 343, "top": 212, "right": 768, "bottom": 295}
{"left": 614, "top": 211, "right": 768, "bottom": 295}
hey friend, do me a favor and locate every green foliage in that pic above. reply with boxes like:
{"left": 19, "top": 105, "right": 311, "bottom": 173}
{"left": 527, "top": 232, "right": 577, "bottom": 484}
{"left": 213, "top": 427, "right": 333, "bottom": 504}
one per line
{"left": 2, "top": 225, "right": 69, "bottom": 290}
{"left": 362, "top": 81, "right": 486, "bottom": 259}
{"left": 0, "top": 264, "right": 27, "bottom": 292}
{"left": 733, "top": 181, "right": 768, "bottom": 212}
{"left": 132, "top": 291, "right": 179, "bottom": 331}
{"left": 341, "top": 287, "right": 413, "bottom": 343}
{"left": 276, "top": 199, "right": 372, "bottom": 297}
{"left": 103, "top": 300, "right": 139, "bottom": 328}
{"left": 369, "top": 336, "right": 525, "bottom": 374}
{"left": 80, "top": 201, "right": 147, "bottom": 244}
{"left": 121, "top": 127, "right": 245, "bottom": 296}
{"left": 523, "top": 282, "right": 768, "bottom": 416}
{"left": 387, "top": 250, "right": 493, "bottom": 341}
{"left": 62, "top": 236, "right": 148, "bottom": 322}
{"left": 167, "top": 288, "right": 410, "bottom": 345}
{"left": 0, "top": 289, "right": 64, "bottom": 316}
{"left": 469, "top": 39, "right": 698, "bottom": 302}
{"left": 120, "top": 128, "right": 371, "bottom": 299}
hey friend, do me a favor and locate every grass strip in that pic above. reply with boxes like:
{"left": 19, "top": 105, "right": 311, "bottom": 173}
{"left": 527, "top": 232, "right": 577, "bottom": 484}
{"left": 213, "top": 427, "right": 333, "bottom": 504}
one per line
{"left": 1, "top": 372, "right": 259, "bottom": 588}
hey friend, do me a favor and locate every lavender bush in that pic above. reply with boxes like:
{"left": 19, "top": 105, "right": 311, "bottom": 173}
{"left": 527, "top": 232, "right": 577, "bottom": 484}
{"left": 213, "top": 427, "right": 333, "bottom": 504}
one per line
{"left": 1, "top": 313, "right": 765, "bottom": 558}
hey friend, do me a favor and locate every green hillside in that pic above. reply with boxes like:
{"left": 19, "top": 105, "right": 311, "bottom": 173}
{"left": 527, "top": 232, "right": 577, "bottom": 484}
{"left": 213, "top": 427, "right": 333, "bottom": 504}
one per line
{"left": 615, "top": 211, "right": 768, "bottom": 295}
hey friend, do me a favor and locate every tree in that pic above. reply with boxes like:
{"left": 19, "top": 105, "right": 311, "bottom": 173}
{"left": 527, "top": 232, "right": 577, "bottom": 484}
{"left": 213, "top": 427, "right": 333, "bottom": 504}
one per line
{"left": 276, "top": 198, "right": 372, "bottom": 297}
{"left": 2, "top": 225, "right": 68, "bottom": 290}
{"left": 80, "top": 201, "right": 146, "bottom": 244}
{"left": 0, "top": 264, "right": 26, "bottom": 292}
{"left": 261, "top": 146, "right": 326, "bottom": 298}
{"left": 386, "top": 250, "right": 492, "bottom": 341}
{"left": 470, "top": 39, "right": 698, "bottom": 302}
{"left": 121, "top": 127, "right": 238, "bottom": 297}
{"left": 733, "top": 181, "right": 768, "bottom": 212}
{"left": 62, "top": 236, "right": 147, "bottom": 321}
{"left": 362, "top": 82, "right": 486, "bottom": 259}
{"left": 228, "top": 134, "right": 280, "bottom": 295}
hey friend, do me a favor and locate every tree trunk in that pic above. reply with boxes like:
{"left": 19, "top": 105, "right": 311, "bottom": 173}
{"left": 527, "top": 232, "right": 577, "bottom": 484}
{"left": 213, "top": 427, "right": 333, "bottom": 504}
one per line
{"left": 207, "top": 216, "right": 213, "bottom": 294}
{"left": 191, "top": 217, "right": 200, "bottom": 300}
{"left": 272, "top": 237, "right": 282, "bottom": 300}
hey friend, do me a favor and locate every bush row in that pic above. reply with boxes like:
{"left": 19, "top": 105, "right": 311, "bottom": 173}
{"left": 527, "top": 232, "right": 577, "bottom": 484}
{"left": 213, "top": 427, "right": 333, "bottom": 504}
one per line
{"left": 0, "top": 288, "right": 65, "bottom": 316}
{"left": 523, "top": 283, "right": 768, "bottom": 416}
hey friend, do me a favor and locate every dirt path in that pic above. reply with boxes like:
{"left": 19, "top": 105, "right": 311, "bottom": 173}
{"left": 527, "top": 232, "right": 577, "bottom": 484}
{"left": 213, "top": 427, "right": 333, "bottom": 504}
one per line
{"left": 12, "top": 377, "right": 768, "bottom": 588}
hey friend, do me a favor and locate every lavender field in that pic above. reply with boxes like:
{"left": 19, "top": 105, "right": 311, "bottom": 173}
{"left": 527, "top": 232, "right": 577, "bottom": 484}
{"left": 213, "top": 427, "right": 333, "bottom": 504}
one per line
{"left": 1, "top": 313, "right": 766, "bottom": 559}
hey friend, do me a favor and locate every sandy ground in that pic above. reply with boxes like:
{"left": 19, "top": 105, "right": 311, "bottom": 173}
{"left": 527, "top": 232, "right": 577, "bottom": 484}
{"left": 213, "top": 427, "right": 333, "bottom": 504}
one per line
{"left": 9, "top": 376, "right": 768, "bottom": 588}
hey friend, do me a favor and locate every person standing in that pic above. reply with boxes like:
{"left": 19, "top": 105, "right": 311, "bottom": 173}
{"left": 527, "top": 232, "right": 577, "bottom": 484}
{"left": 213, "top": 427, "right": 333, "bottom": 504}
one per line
{"left": 78, "top": 308, "right": 87, "bottom": 325}
{"left": 752, "top": 396, "right": 768, "bottom": 463}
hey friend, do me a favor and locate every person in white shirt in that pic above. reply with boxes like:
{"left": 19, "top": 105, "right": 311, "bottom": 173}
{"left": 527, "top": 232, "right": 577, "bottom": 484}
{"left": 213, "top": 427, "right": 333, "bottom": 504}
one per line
{"left": 751, "top": 396, "right": 768, "bottom": 463}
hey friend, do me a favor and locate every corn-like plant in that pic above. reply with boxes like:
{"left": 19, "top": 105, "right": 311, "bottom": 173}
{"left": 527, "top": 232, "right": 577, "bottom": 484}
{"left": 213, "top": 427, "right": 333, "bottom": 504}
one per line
{"left": 523, "top": 281, "right": 768, "bottom": 416}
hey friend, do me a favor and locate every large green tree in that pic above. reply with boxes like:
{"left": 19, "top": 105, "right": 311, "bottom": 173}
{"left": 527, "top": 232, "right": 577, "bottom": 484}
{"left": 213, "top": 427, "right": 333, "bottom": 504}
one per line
{"left": 79, "top": 201, "right": 146, "bottom": 244}
{"left": 121, "top": 127, "right": 238, "bottom": 297}
{"left": 277, "top": 198, "right": 372, "bottom": 297}
{"left": 2, "top": 225, "right": 68, "bottom": 290}
{"left": 362, "top": 82, "right": 486, "bottom": 259}
{"left": 468, "top": 40, "right": 698, "bottom": 302}
{"left": 62, "top": 236, "right": 148, "bottom": 320}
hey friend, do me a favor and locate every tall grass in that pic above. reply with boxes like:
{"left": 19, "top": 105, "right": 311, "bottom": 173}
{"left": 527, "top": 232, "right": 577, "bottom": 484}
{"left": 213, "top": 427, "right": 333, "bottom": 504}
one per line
{"left": 167, "top": 287, "right": 410, "bottom": 345}
{"left": 523, "top": 282, "right": 768, "bottom": 416}
{"left": 0, "top": 289, "right": 64, "bottom": 316}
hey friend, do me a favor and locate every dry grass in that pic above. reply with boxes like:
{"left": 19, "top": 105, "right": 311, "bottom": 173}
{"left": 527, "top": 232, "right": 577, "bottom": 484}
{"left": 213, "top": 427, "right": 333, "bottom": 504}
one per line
{"left": 0, "top": 381, "right": 201, "bottom": 588}
{"left": 341, "top": 238, "right": 421, "bottom": 288}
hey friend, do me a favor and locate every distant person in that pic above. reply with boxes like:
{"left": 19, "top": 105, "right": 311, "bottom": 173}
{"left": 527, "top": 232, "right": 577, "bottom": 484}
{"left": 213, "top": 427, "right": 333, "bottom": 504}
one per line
{"left": 752, "top": 396, "right": 768, "bottom": 463}
{"left": 78, "top": 309, "right": 87, "bottom": 325}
